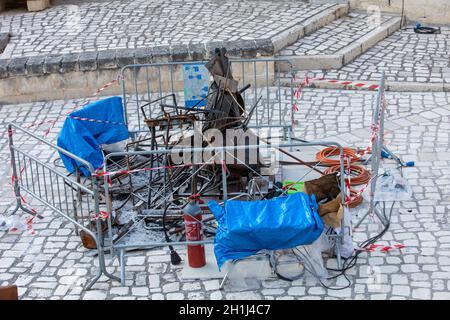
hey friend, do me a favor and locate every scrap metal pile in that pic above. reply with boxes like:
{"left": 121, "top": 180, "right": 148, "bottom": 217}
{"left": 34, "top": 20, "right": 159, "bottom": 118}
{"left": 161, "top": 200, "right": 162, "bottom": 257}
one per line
{"left": 84, "top": 48, "right": 269, "bottom": 253}
{"left": 7, "top": 49, "right": 410, "bottom": 289}
{"left": 80, "top": 49, "right": 368, "bottom": 261}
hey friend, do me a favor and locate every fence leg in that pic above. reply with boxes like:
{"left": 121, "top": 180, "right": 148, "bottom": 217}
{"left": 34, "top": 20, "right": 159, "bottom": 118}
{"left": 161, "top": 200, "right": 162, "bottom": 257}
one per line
{"left": 85, "top": 220, "right": 121, "bottom": 290}
{"left": 354, "top": 202, "right": 388, "bottom": 229}
{"left": 85, "top": 270, "right": 102, "bottom": 290}
{"left": 7, "top": 124, "right": 42, "bottom": 219}
{"left": 120, "top": 249, "right": 126, "bottom": 286}
{"left": 84, "top": 236, "right": 120, "bottom": 290}
{"left": 335, "top": 238, "right": 342, "bottom": 269}
{"left": 84, "top": 254, "right": 120, "bottom": 290}
{"left": 96, "top": 218, "right": 121, "bottom": 280}
{"left": 219, "top": 260, "right": 237, "bottom": 290}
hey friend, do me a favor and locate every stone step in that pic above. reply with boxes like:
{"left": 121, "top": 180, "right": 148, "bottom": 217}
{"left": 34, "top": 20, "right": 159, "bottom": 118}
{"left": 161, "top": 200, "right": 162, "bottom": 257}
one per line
{"left": 271, "top": 3, "right": 349, "bottom": 52}
{"left": 276, "top": 12, "right": 402, "bottom": 71}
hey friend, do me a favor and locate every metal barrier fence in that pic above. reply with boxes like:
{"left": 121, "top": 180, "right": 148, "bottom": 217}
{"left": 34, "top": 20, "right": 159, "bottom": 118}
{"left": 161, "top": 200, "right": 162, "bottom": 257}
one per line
{"left": 7, "top": 124, "right": 348, "bottom": 289}
{"left": 102, "top": 141, "right": 348, "bottom": 286}
{"left": 119, "top": 58, "right": 295, "bottom": 138}
{"left": 6, "top": 59, "right": 392, "bottom": 290}
{"left": 7, "top": 123, "right": 119, "bottom": 289}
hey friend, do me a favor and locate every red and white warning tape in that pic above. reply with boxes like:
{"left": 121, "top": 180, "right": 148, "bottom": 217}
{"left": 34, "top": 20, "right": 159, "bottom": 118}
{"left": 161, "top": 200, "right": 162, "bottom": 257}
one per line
{"left": 344, "top": 173, "right": 378, "bottom": 206}
{"left": 313, "top": 78, "right": 380, "bottom": 91}
{"left": 292, "top": 75, "right": 381, "bottom": 91}
{"left": 358, "top": 243, "right": 406, "bottom": 253}
{"left": 69, "top": 116, "right": 125, "bottom": 126}
{"left": 291, "top": 74, "right": 383, "bottom": 118}
{"left": 25, "top": 77, "right": 121, "bottom": 132}
{"left": 91, "top": 210, "right": 109, "bottom": 221}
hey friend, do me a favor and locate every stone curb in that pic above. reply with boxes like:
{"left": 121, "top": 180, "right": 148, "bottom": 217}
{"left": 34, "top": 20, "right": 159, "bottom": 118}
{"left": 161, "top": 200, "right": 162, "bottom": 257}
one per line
{"left": 282, "top": 78, "right": 450, "bottom": 92}
{"left": 0, "top": 33, "right": 9, "bottom": 54}
{"left": 276, "top": 16, "right": 402, "bottom": 72}
{"left": 0, "top": 40, "right": 274, "bottom": 80}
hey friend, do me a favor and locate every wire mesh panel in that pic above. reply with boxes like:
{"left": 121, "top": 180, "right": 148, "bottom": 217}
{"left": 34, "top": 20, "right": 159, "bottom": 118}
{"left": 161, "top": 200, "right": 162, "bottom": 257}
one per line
{"left": 8, "top": 124, "right": 99, "bottom": 232}
{"left": 11, "top": 147, "right": 96, "bottom": 231}
{"left": 119, "top": 58, "right": 294, "bottom": 136}
{"left": 7, "top": 123, "right": 120, "bottom": 289}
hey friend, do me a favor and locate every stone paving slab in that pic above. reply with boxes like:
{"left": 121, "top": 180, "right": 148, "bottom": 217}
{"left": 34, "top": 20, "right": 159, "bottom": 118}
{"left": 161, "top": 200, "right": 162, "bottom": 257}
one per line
{"left": 1, "top": 88, "right": 449, "bottom": 299}
{"left": 0, "top": 0, "right": 333, "bottom": 59}
{"left": 0, "top": 0, "right": 350, "bottom": 82}
{"left": 296, "top": 26, "right": 450, "bottom": 84}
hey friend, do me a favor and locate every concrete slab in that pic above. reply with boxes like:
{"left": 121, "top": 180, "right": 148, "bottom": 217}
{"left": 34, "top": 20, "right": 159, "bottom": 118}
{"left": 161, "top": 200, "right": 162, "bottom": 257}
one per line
{"left": 180, "top": 245, "right": 226, "bottom": 280}
{"left": 180, "top": 245, "right": 276, "bottom": 281}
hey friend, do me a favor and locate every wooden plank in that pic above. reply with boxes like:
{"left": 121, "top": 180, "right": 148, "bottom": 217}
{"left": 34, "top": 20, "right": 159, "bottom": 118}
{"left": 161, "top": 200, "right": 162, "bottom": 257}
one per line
{"left": 0, "top": 285, "right": 18, "bottom": 300}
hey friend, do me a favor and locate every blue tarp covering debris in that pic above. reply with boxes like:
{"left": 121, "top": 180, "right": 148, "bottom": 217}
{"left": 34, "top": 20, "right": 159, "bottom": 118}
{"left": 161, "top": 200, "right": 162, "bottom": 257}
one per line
{"left": 208, "top": 192, "right": 324, "bottom": 269}
{"left": 57, "top": 96, "right": 128, "bottom": 176}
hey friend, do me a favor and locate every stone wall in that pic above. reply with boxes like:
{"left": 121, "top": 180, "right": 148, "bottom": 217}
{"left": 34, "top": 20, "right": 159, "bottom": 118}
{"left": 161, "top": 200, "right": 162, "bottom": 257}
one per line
{"left": 0, "top": 60, "right": 276, "bottom": 104}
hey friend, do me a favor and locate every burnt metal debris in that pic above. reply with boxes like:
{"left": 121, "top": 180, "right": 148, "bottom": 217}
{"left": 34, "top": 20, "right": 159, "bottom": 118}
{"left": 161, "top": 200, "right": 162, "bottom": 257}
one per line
{"left": 94, "top": 48, "right": 265, "bottom": 254}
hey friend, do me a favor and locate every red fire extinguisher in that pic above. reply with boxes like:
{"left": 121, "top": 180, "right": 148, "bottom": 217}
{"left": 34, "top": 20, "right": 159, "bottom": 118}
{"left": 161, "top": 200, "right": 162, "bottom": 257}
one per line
{"left": 183, "top": 194, "right": 206, "bottom": 268}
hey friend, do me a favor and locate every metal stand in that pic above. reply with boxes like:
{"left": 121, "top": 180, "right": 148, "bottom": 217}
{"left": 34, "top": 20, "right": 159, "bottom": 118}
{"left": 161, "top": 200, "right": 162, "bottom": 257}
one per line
{"left": 354, "top": 72, "right": 399, "bottom": 229}
{"left": 354, "top": 73, "right": 386, "bottom": 228}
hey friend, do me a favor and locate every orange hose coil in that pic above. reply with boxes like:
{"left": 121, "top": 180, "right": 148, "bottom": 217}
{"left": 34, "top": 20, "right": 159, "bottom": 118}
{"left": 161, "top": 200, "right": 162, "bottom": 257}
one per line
{"left": 324, "top": 164, "right": 370, "bottom": 186}
{"left": 316, "top": 147, "right": 360, "bottom": 166}
{"left": 347, "top": 188, "right": 363, "bottom": 208}
{"left": 315, "top": 147, "right": 367, "bottom": 208}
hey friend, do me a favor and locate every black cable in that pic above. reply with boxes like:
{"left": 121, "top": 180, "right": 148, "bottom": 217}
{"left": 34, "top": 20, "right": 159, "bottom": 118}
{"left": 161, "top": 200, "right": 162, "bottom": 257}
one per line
{"left": 269, "top": 250, "right": 305, "bottom": 282}
{"left": 162, "top": 203, "right": 182, "bottom": 265}
{"left": 271, "top": 202, "right": 395, "bottom": 290}
{"left": 324, "top": 202, "right": 394, "bottom": 287}
{"left": 414, "top": 26, "right": 441, "bottom": 34}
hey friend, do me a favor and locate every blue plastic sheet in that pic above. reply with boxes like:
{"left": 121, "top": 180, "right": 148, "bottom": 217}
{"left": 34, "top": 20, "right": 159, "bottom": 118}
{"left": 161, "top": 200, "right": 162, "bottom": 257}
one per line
{"left": 57, "top": 96, "right": 128, "bottom": 176}
{"left": 208, "top": 193, "right": 323, "bottom": 269}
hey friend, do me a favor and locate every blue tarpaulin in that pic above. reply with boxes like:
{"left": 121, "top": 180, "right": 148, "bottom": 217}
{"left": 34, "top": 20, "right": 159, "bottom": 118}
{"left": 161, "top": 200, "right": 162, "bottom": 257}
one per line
{"left": 57, "top": 96, "right": 128, "bottom": 176}
{"left": 208, "top": 193, "right": 323, "bottom": 269}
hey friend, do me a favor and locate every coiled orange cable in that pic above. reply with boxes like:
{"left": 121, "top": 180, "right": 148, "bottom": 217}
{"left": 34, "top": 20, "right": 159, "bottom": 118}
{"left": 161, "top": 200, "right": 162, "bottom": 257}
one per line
{"left": 316, "top": 147, "right": 360, "bottom": 166}
{"left": 315, "top": 147, "right": 368, "bottom": 208}
{"left": 347, "top": 188, "right": 363, "bottom": 208}
{"left": 324, "top": 164, "right": 371, "bottom": 186}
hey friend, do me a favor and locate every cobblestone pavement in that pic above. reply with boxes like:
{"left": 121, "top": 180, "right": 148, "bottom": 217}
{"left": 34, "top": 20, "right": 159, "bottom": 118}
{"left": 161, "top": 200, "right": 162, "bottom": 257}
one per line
{"left": 279, "top": 12, "right": 391, "bottom": 56}
{"left": 304, "top": 26, "right": 450, "bottom": 83}
{"left": 1, "top": 87, "right": 449, "bottom": 300}
{"left": 0, "top": 0, "right": 330, "bottom": 59}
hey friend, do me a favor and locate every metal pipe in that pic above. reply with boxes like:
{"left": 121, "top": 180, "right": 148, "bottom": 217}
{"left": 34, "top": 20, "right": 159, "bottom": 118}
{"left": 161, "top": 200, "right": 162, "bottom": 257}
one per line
{"left": 103, "top": 142, "right": 345, "bottom": 160}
